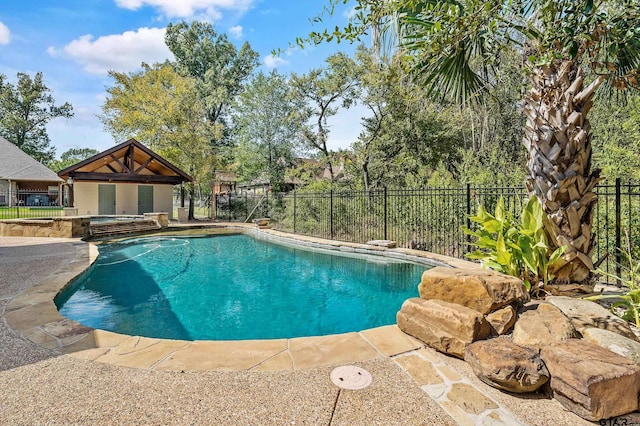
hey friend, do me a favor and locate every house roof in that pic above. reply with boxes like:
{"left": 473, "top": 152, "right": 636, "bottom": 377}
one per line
{"left": 213, "top": 171, "right": 236, "bottom": 183}
{"left": 0, "top": 136, "right": 63, "bottom": 182}
{"left": 58, "top": 138, "right": 194, "bottom": 185}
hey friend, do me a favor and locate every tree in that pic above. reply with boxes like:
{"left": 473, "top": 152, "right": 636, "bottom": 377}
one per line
{"left": 49, "top": 148, "right": 99, "bottom": 172}
{"left": 165, "top": 21, "right": 260, "bottom": 145}
{"left": 310, "top": 0, "right": 640, "bottom": 289}
{"left": 0, "top": 72, "right": 73, "bottom": 164}
{"left": 231, "top": 71, "right": 306, "bottom": 191}
{"left": 350, "top": 46, "right": 463, "bottom": 190}
{"left": 290, "top": 52, "right": 359, "bottom": 181}
{"left": 591, "top": 92, "right": 640, "bottom": 180}
{"left": 101, "top": 62, "right": 218, "bottom": 219}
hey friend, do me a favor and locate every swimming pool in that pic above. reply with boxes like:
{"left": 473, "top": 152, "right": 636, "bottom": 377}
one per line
{"left": 55, "top": 233, "right": 428, "bottom": 340}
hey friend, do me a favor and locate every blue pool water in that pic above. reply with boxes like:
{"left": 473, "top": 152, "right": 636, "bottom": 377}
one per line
{"left": 56, "top": 234, "right": 427, "bottom": 340}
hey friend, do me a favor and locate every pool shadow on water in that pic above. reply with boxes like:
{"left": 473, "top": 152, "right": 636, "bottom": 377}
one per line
{"left": 56, "top": 250, "right": 192, "bottom": 341}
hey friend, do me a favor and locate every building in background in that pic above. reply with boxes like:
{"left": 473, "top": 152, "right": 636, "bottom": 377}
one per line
{"left": 58, "top": 139, "right": 193, "bottom": 219}
{"left": 0, "top": 136, "right": 63, "bottom": 207}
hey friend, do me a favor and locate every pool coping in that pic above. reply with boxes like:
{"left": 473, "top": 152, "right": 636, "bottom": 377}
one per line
{"left": 4, "top": 223, "right": 479, "bottom": 372}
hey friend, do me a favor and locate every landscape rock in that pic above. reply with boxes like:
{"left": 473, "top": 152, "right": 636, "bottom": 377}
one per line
{"left": 541, "top": 339, "right": 640, "bottom": 421}
{"left": 464, "top": 337, "right": 549, "bottom": 393}
{"left": 582, "top": 327, "right": 640, "bottom": 364}
{"left": 512, "top": 303, "right": 577, "bottom": 349}
{"left": 486, "top": 305, "right": 517, "bottom": 335}
{"left": 397, "top": 298, "right": 491, "bottom": 358}
{"left": 418, "top": 267, "right": 529, "bottom": 315}
{"left": 546, "top": 296, "right": 637, "bottom": 340}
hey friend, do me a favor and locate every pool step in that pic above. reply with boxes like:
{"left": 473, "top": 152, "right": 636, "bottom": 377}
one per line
{"left": 90, "top": 219, "right": 161, "bottom": 238}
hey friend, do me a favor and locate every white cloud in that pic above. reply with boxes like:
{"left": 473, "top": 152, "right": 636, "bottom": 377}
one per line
{"left": 114, "top": 0, "right": 252, "bottom": 18}
{"left": 343, "top": 7, "right": 357, "bottom": 20}
{"left": 0, "top": 21, "right": 11, "bottom": 45}
{"left": 263, "top": 54, "right": 288, "bottom": 69}
{"left": 49, "top": 27, "right": 172, "bottom": 75}
{"left": 229, "top": 25, "right": 243, "bottom": 39}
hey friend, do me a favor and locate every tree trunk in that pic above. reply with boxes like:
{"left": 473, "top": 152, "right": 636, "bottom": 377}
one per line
{"left": 188, "top": 182, "right": 195, "bottom": 220}
{"left": 522, "top": 60, "right": 604, "bottom": 291}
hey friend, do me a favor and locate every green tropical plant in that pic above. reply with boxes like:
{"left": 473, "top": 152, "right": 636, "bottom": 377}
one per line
{"left": 463, "top": 196, "right": 565, "bottom": 294}
{"left": 587, "top": 232, "right": 640, "bottom": 327}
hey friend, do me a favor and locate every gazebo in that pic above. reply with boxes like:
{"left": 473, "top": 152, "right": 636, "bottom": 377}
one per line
{"left": 58, "top": 139, "right": 193, "bottom": 219}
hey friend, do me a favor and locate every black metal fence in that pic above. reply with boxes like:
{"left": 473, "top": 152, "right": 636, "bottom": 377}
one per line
{"left": 212, "top": 178, "right": 640, "bottom": 285}
{"left": 213, "top": 191, "right": 271, "bottom": 223}
{"left": 267, "top": 185, "right": 528, "bottom": 258}
{"left": 0, "top": 189, "right": 63, "bottom": 220}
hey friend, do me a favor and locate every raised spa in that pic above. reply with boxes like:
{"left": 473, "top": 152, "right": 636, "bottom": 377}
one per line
{"left": 55, "top": 233, "right": 429, "bottom": 340}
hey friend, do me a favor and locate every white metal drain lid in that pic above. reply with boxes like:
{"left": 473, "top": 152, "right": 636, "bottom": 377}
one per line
{"left": 330, "top": 366, "right": 372, "bottom": 390}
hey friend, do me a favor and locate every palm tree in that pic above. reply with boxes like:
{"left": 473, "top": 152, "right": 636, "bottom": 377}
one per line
{"left": 334, "top": 0, "right": 640, "bottom": 290}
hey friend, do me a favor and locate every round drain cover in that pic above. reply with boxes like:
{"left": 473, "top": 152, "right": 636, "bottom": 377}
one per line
{"left": 330, "top": 366, "right": 372, "bottom": 390}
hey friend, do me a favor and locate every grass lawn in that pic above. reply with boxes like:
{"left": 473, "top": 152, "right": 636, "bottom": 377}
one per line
{"left": 0, "top": 207, "right": 63, "bottom": 220}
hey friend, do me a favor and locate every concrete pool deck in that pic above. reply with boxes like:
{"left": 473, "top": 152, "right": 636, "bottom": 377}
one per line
{"left": 0, "top": 226, "right": 595, "bottom": 425}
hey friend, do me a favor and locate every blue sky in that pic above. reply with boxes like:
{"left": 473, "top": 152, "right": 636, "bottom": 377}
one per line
{"left": 0, "top": 0, "right": 367, "bottom": 158}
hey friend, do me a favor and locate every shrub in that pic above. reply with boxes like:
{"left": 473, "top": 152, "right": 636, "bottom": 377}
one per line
{"left": 463, "top": 195, "right": 565, "bottom": 294}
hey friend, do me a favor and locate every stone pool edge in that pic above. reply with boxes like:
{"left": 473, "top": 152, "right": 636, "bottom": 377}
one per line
{"left": 4, "top": 224, "right": 480, "bottom": 372}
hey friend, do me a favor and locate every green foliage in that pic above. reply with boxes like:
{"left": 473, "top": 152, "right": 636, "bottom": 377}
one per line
{"left": 49, "top": 148, "right": 99, "bottom": 172}
{"left": 165, "top": 21, "right": 259, "bottom": 144}
{"left": 463, "top": 195, "right": 565, "bottom": 292}
{"left": 0, "top": 72, "right": 73, "bottom": 164}
{"left": 591, "top": 92, "right": 640, "bottom": 180}
{"left": 304, "top": 1, "right": 640, "bottom": 103}
{"left": 231, "top": 71, "right": 306, "bottom": 191}
{"left": 100, "top": 62, "right": 218, "bottom": 219}
{"left": 290, "top": 52, "right": 359, "bottom": 181}
{"left": 587, "top": 233, "right": 640, "bottom": 327}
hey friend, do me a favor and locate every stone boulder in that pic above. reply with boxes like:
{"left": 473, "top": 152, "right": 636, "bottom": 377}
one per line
{"left": 512, "top": 303, "right": 577, "bottom": 349}
{"left": 546, "top": 296, "right": 637, "bottom": 340}
{"left": 464, "top": 337, "right": 550, "bottom": 393}
{"left": 486, "top": 305, "right": 516, "bottom": 335}
{"left": 582, "top": 327, "right": 640, "bottom": 364}
{"left": 418, "top": 267, "right": 529, "bottom": 315}
{"left": 541, "top": 339, "right": 640, "bottom": 421}
{"left": 397, "top": 298, "right": 491, "bottom": 358}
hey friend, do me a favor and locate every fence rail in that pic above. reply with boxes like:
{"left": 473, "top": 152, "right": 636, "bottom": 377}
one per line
{"left": 213, "top": 178, "right": 640, "bottom": 286}
{"left": 0, "top": 189, "right": 64, "bottom": 220}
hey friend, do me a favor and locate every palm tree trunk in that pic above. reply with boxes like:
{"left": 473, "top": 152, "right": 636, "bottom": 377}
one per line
{"left": 522, "top": 60, "right": 605, "bottom": 291}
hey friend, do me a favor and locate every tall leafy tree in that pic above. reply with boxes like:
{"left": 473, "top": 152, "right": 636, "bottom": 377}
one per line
{"left": 231, "top": 71, "right": 305, "bottom": 191}
{"left": 350, "top": 46, "right": 463, "bottom": 190}
{"left": 309, "top": 0, "right": 640, "bottom": 288}
{"left": 0, "top": 72, "right": 73, "bottom": 164}
{"left": 165, "top": 21, "right": 260, "bottom": 145}
{"left": 101, "top": 62, "right": 218, "bottom": 219}
{"left": 49, "top": 148, "right": 99, "bottom": 172}
{"left": 290, "top": 52, "right": 359, "bottom": 181}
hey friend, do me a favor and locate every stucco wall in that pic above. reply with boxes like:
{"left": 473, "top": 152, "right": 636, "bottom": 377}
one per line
{"left": 74, "top": 182, "right": 100, "bottom": 215}
{"left": 116, "top": 183, "right": 137, "bottom": 215}
{"left": 72, "top": 181, "right": 174, "bottom": 218}
{"left": 154, "top": 185, "right": 174, "bottom": 220}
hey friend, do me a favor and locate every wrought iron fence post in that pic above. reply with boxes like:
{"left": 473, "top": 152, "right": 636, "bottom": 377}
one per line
{"left": 615, "top": 177, "right": 622, "bottom": 286}
{"left": 330, "top": 190, "right": 334, "bottom": 240}
{"left": 244, "top": 192, "right": 248, "bottom": 222}
{"left": 293, "top": 191, "right": 297, "bottom": 233}
{"left": 265, "top": 190, "right": 269, "bottom": 218}
{"left": 384, "top": 187, "right": 388, "bottom": 240}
